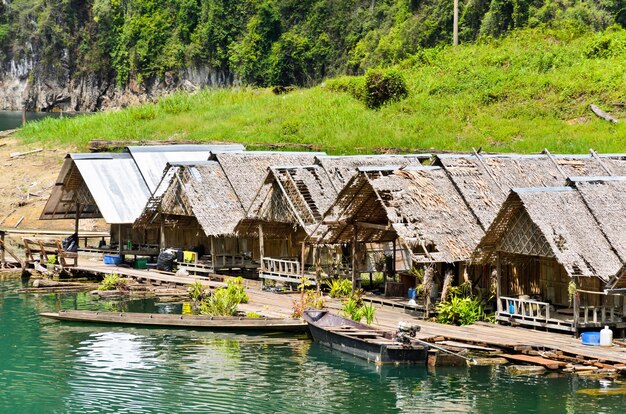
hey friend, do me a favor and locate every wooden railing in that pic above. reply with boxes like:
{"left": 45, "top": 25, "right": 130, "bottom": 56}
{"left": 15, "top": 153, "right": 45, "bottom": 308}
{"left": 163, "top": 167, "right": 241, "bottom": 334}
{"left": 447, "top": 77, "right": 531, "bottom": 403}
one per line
{"left": 579, "top": 306, "right": 623, "bottom": 324}
{"left": 262, "top": 258, "right": 300, "bottom": 277}
{"left": 499, "top": 296, "right": 551, "bottom": 320}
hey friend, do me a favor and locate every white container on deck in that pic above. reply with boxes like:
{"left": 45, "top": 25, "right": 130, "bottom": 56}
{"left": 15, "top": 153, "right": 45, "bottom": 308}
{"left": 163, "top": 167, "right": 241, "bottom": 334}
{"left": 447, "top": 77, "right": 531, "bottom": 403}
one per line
{"left": 600, "top": 326, "right": 613, "bottom": 347}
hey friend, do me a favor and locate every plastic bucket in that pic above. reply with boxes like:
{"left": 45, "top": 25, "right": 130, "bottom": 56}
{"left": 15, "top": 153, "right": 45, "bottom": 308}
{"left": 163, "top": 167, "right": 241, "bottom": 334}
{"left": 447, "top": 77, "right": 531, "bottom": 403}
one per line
{"left": 581, "top": 331, "right": 601, "bottom": 346}
{"left": 103, "top": 255, "right": 123, "bottom": 265}
{"left": 408, "top": 287, "right": 416, "bottom": 300}
{"left": 134, "top": 258, "right": 148, "bottom": 269}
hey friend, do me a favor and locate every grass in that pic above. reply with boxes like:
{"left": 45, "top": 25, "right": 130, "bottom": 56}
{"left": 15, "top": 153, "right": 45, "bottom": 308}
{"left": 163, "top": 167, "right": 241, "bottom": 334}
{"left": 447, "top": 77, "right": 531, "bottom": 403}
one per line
{"left": 16, "top": 26, "right": 626, "bottom": 154}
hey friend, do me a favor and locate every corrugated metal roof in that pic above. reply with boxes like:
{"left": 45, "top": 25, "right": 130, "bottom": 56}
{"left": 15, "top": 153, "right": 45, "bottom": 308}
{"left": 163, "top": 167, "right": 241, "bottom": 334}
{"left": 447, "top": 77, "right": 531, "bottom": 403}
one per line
{"left": 125, "top": 144, "right": 245, "bottom": 193}
{"left": 73, "top": 154, "right": 151, "bottom": 223}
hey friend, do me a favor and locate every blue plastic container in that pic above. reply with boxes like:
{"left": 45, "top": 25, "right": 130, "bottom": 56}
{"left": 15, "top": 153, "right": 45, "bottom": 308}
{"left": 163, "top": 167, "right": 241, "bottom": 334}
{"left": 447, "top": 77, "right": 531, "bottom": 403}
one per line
{"left": 581, "top": 331, "right": 601, "bottom": 346}
{"left": 103, "top": 255, "right": 123, "bottom": 265}
{"left": 508, "top": 301, "right": 515, "bottom": 314}
{"left": 408, "top": 287, "right": 416, "bottom": 300}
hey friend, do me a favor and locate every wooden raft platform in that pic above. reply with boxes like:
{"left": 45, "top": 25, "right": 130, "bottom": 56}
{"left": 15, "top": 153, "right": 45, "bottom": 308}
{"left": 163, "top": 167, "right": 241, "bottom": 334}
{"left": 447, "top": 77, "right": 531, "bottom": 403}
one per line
{"left": 70, "top": 264, "right": 227, "bottom": 289}
{"left": 371, "top": 307, "right": 626, "bottom": 366}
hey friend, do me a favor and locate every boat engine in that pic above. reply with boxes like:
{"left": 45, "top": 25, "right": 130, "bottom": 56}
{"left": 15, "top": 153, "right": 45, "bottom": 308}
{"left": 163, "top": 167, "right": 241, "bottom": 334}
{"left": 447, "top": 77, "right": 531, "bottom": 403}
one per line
{"left": 394, "top": 321, "right": 421, "bottom": 344}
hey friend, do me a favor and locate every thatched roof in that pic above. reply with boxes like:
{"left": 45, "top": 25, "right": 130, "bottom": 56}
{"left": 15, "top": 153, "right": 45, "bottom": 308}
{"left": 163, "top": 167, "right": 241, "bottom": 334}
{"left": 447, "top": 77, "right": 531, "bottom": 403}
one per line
{"left": 568, "top": 177, "right": 626, "bottom": 262}
{"left": 211, "top": 151, "right": 325, "bottom": 211}
{"left": 475, "top": 187, "right": 623, "bottom": 281}
{"left": 315, "top": 154, "right": 427, "bottom": 192}
{"left": 318, "top": 166, "right": 484, "bottom": 263}
{"left": 241, "top": 165, "right": 337, "bottom": 237}
{"left": 435, "top": 153, "right": 619, "bottom": 230}
{"left": 135, "top": 162, "right": 244, "bottom": 237}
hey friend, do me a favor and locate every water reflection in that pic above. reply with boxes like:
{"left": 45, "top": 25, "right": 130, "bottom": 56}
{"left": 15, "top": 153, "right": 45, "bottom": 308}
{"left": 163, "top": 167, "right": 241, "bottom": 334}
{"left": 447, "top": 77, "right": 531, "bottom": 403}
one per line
{"left": 2, "top": 276, "right": 626, "bottom": 413}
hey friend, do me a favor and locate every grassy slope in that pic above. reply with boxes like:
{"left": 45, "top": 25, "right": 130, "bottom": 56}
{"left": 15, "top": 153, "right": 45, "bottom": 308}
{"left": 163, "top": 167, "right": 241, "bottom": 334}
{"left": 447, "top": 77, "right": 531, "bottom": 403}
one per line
{"left": 17, "top": 28, "right": 626, "bottom": 154}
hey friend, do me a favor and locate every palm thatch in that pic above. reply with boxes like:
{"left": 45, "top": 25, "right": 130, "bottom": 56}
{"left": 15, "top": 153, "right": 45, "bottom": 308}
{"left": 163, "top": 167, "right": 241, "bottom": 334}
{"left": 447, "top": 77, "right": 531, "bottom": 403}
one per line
{"left": 475, "top": 187, "right": 622, "bottom": 281}
{"left": 435, "top": 153, "right": 625, "bottom": 230}
{"left": 315, "top": 154, "right": 428, "bottom": 192}
{"left": 240, "top": 165, "right": 337, "bottom": 238}
{"left": 211, "top": 151, "right": 324, "bottom": 211}
{"left": 318, "top": 166, "right": 484, "bottom": 264}
{"left": 135, "top": 162, "right": 244, "bottom": 237}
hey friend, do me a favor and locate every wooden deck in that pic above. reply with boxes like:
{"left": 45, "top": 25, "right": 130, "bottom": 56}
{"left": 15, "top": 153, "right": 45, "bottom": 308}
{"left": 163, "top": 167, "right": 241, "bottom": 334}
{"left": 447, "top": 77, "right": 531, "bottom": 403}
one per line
{"left": 70, "top": 263, "right": 227, "bottom": 289}
{"left": 371, "top": 308, "right": 626, "bottom": 365}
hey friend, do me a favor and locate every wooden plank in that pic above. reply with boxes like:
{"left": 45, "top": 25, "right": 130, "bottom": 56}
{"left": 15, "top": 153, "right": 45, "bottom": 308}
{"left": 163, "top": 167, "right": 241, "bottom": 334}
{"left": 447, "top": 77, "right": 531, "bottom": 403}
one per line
{"left": 500, "top": 354, "right": 566, "bottom": 369}
{"left": 436, "top": 340, "right": 498, "bottom": 352}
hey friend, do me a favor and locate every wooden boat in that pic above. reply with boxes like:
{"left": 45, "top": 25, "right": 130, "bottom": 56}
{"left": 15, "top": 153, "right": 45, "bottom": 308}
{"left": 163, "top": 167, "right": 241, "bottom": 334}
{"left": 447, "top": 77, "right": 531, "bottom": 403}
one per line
{"left": 40, "top": 310, "right": 308, "bottom": 332}
{"left": 303, "top": 310, "right": 427, "bottom": 364}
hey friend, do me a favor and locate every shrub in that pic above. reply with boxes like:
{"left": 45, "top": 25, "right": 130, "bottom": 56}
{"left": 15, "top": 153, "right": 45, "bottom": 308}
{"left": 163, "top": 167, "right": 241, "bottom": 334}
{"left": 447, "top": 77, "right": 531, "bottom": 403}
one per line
{"left": 362, "top": 68, "right": 408, "bottom": 109}
{"left": 340, "top": 293, "right": 376, "bottom": 324}
{"left": 98, "top": 273, "right": 128, "bottom": 291}
{"left": 325, "top": 76, "right": 365, "bottom": 101}
{"left": 226, "top": 277, "right": 248, "bottom": 304}
{"left": 435, "top": 282, "right": 492, "bottom": 326}
{"left": 326, "top": 278, "right": 353, "bottom": 298}
{"left": 188, "top": 280, "right": 207, "bottom": 303}
{"left": 199, "top": 288, "right": 239, "bottom": 316}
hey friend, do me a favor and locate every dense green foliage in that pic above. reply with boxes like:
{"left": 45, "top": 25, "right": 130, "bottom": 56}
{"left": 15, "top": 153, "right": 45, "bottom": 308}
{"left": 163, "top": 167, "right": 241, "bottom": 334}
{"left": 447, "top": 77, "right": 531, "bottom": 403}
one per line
{"left": 2, "top": 0, "right": 625, "bottom": 87}
{"left": 198, "top": 277, "right": 248, "bottom": 316}
{"left": 18, "top": 27, "right": 626, "bottom": 154}
{"left": 435, "top": 283, "right": 493, "bottom": 325}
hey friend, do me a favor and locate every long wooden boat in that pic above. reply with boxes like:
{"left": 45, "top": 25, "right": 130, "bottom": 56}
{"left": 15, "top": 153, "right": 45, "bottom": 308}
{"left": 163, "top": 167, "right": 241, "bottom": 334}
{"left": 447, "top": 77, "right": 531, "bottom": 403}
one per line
{"left": 40, "top": 310, "right": 308, "bottom": 332}
{"left": 303, "top": 310, "right": 427, "bottom": 365}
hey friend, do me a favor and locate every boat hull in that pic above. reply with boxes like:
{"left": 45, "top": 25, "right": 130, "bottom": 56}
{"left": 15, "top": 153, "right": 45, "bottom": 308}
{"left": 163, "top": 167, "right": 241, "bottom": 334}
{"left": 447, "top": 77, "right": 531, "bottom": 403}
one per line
{"left": 303, "top": 310, "right": 427, "bottom": 364}
{"left": 40, "top": 310, "right": 308, "bottom": 332}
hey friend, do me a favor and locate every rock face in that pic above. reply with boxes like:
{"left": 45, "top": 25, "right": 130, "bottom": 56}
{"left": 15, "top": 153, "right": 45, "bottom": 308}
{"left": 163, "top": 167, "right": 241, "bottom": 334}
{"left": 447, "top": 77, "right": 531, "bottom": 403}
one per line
{"left": 0, "top": 57, "right": 235, "bottom": 112}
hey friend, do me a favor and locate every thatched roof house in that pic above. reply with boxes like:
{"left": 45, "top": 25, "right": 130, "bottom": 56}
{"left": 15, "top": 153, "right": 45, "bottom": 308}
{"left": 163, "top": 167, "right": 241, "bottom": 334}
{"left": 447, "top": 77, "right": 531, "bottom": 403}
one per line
{"left": 136, "top": 161, "right": 245, "bottom": 238}
{"left": 319, "top": 166, "right": 484, "bottom": 264}
{"left": 474, "top": 177, "right": 626, "bottom": 332}
{"left": 240, "top": 165, "right": 336, "bottom": 238}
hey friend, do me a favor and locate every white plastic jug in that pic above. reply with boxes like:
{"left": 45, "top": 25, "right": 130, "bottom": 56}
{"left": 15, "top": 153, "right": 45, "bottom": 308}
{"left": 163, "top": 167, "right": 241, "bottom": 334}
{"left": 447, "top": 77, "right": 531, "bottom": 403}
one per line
{"left": 600, "top": 326, "right": 613, "bottom": 347}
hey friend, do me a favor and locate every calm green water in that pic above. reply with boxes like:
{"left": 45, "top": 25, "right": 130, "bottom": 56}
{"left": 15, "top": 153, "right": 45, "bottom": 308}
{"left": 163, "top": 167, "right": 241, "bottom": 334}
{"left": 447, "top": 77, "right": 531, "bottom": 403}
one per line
{"left": 1, "top": 276, "right": 625, "bottom": 413}
{"left": 0, "top": 111, "right": 68, "bottom": 131}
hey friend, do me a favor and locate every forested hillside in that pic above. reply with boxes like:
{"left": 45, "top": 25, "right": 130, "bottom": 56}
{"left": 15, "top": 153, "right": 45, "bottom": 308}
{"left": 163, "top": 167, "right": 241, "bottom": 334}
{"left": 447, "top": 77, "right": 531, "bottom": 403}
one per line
{"left": 0, "top": 0, "right": 624, "bottom": 111}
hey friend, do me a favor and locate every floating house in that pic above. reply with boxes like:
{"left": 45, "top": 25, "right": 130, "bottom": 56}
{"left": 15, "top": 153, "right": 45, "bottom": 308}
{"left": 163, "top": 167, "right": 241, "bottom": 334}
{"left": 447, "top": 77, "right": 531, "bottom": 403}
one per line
{"left": 135, "top": 151, "right": 324, "bottom": 273}
{"left": 239, "top": 155, "right": 431, "bottom": 286}
{"left": 474, "top": 176, "right": 626, "bottom": 333}
{"left": 316, "top": 166, "right": 485, "bottom": 294}
{"left": 41, "top": 145, "right": 243, "bottom": 256}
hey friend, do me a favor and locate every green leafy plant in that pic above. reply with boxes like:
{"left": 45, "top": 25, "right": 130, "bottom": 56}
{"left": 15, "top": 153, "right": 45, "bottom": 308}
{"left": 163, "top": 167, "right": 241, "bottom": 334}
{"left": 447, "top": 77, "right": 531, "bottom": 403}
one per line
{"left": 359, "top": 302, "right": 376, "bottom": 324}
{"left": 339, "top": 292, "right": 376, "bottom": 324}
{"left": 198, "top": 277, "right": 249, "bottom": 316}
{"left": 188, "top": 280, "right": 207, "bottom": 303}
{"left": 435, "top": 282, "right": 492, "bottom": 326}
{"left": 226, "top": 277, "right": 249, "bottom": 304}
{"left": 568, "top": 280, "right": 577, "bottom": 306}
{"left": 98, "top": 273, "right": 128, "bottom": 291}
{"left": 47, "top": 255, "right": 57, "bottom": 265}
{"left": 246, "top": 311, "right": 262, "bottom": 318}
{"left": 363, "top": 68, "right": 408, "bottom": 109}
{"left": 326, "top": 278, "right": 352, "bottom": 298}
{"left": 199, "top": 288, "right": 239, "bottom": 316}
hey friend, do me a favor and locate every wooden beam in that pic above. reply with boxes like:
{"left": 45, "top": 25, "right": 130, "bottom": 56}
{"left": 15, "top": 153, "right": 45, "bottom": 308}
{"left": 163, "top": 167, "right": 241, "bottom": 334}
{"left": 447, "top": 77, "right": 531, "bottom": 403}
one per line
{"left": 496, "top": 252, "right": 502, "bottom": 313}
{"left": 590, "top": 104, "right": 618, "bottom": 123}
{"left": 258, "top": 223, "right": 265, "bottom": 270}
{"left": 351, "top": 225, "right": 358, "bottom": 292}
{"left": 355, "top": 221, "right": 392, "bottom": 231}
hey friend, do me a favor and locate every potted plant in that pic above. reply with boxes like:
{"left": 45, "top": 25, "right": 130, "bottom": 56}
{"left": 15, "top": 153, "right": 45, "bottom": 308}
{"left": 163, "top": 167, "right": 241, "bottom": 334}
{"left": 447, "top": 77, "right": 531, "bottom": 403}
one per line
{"left": 46, "top": 255, "right": 57, "bottom": 272}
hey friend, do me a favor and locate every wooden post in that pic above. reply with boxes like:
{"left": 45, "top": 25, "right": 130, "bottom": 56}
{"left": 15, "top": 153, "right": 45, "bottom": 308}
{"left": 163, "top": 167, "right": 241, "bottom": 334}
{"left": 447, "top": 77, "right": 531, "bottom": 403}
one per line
{"left": 159, "top": 216, "right": 166, "bottom": 250}
{"left": 496, "top": 252, "right": 502, "bottom": 313}
{"left": 1, "top": 231, "right": 5, "bottom": 268}
{"left": 351, "top": 225, "right": 358, "bottom": 292}
{"left": 301, "top": 242, "right": 306, "bottom": 277}
{"left": 453, "top": 0, "right": 459, "bottom": 47}
{"left": 258, "top": 223, "right": 264, "bottom": 271}
{"left": 573, "top": 282, "right": 580, "bottom": 329}
{"left": 22, "top": 107, "right": 26, "bottom": 126}
{"left": 118, "top": 224, "right": 123, "bottom": 258}
{"left": 210, "top": 236, "right": 216, "bottom": 270}
{"left": 392, "top": 238, "right": 397, "bottom": 277}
